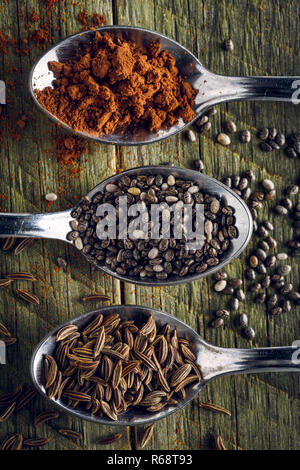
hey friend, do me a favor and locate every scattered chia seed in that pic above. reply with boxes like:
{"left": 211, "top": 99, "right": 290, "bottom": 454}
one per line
{"left": 217, "top": 133, "right": 231, "bottom": 146}
{"left": 224, "top": 39, "right": 234, "bottom": 51}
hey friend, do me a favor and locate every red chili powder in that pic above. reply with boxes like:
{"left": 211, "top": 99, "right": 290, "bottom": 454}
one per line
{"left": 77, "top": 11, "right": 106, "bottom": 30}
{"left": 29, "top": 11, "right": 41, "bottom": 23}
{"left": 93, "top": 14, "right": 106, "bottom": 27}
{"left": 54, "top": 135, "right": 88, "bottom": 165}
{"left": 30, "top": 29, "right": 50, "bottom": 48}
{"left": 43, "top": 0, "right": 60, "bottom": 9}
{"left": 0, "top": 31, "right": 8, "bottom": 54}
{"left": 77, "top": 11, "right": 89, "bottom": 30}
{"left": 35, "top": 32, "right": 198, "bottom": 136}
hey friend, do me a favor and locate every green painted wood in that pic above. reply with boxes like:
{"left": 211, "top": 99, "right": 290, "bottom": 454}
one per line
{"left": 0, "top": 0, "right": 299, "bottom": 451}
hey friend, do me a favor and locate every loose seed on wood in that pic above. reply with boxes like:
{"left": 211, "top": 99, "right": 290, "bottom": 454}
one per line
{"left": 206, "top": 108, "right": 217, "bottom": 117}
{"left": 286, "top": 184, "right": 299, "bottom": 196}
{"left": 239, "top": 313, "right": 248, "bottom": 328}
{"left": 277, "top": 252, "right": 288, "bottom": 261}
{"left": 1, "top": 433, "right": 23, "bottom": 450}
{"left": 45, "top": 193, "right": 57, "bottom": 202}
{"left": 214, "top": 280, "right": 227, "bottom": 292}
{"left": 96, "top": 433, "right": 124, "bottom": 445}
{"left": 194, "top": 159, "right": 204, "bottom": 171}
{"left": 258, "top": 128, "right": 269, "bottom": 140}
{"left": 214, "top": 272, "right": 227, "bottom": 281}
{"left": 187, "top": 129, "right": 196, "bottom": 142}
{"left": 211, "top": 318, "right": 224, "bottom": 328}
{"left": 216, "top": 435, "right": 227, "bottom": 450}
{"left": 81, "top": 294, "right": 110, "bottom": 302}
{"left": 6, "top": 272, "right": 35, "bottom": 281}
{"left": 2, "top": 237, "right": 16, "bottom": 251}
{"left": 198, "top": 121, "right": 211, "bottom": 134}
{"left": 58, "top": 429, "right": 83, "bottom": 440}
{"left": 262, "top": 179, "right": 274, "bottom": 191}
{"left": 140, "top": 424, "right": 155, "bottom": 448}
{"left": 275, "top": 205, "right": 288, "bottom": 215}
{"left": 226, "top": 120, "right": 237, "bottom": 134}
{"left": 217, "top": 133, "right": 231, "bottom": 146}
{"left": 0, "top": 279, "right": 12, "bottom": 288}
{"left": 0, "top": 321, "right": 11, "bottom": 337}
{"left": 23, "top": 438, "right": 52, "bottom": 447}
{"left": 34, "top": 411, "right": 60, "bottom": 427}
{"left": 57, "top": 256, "right": 68, "bottom": 268}
{"left": 241, "top": 130, "right": 251, "bottom": 143}
{"left": 242, "top": 326, "right": 255, "bottom": 341}
{"left": 16, "top": 289, "right": 40, "bottom": 305}
{"left": 199, "top": 401, "right": 231, "bottom": 416}
{"left": 224, "top": 39, "right": 234, "bottom": 51}
{"left": 0, "top": 402, "right": 16, "bottom": 423}
{"left": 215, "top": 309, "right": 230, "bottom": 319}
{"left": 14, "top": 238, "right": 34, "bottom": 255}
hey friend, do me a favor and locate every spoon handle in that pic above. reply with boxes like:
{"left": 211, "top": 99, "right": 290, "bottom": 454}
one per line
{"left": 0, "top": 211, "right": 72, "bottom": 241}
{"left": 219, "top": 343, "right": 300, "bottom": 376}
{"left": 206, "top": 73, "right": 300, "bottom": 105}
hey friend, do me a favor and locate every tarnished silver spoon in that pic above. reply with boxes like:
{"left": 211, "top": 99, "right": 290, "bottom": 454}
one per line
{"left": 0, "top": 165, "right": 252, "bottom": 286}
{"left": 29, "top": 25, "right": 300, "bottom": 146}
{"left": 30, "top": 305, "right": 300, "bottom": 426}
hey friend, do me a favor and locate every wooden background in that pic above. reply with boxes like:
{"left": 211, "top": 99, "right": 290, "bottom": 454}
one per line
{"left": 0, "top": 0, "right": 299, "bottom": 451}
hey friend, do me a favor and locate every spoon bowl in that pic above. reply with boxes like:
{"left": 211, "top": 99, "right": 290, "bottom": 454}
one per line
{"left": 29, "top": 25, "right": 300, "bottom": 146}
{"left": 30, "top": 305, "right": 300, "bottom": 426}
{"left": 0, "top": 165, "right": 253, "bottom": 286}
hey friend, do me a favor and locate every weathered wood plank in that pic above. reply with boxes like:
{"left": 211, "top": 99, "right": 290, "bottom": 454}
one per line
{"left": 115, "top": 0, "right": 300, "bottom": 451}
{"left": 0, "top": 0, "right": 299, "bottom": 451}
{"left": 0, "top": 0, "right": 127, "bottom": 451}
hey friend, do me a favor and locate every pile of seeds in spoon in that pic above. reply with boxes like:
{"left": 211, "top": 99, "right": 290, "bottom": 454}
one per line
{"left": 43, "top": 312, "right": 202, "bottom": 420}
{"left": 68, "top": 172, "right": 239, "bottom": 281}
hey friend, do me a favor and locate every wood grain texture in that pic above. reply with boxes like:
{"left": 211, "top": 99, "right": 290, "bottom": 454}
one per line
{"left": 0, "top": 0, "right": 299, "bottom": 451}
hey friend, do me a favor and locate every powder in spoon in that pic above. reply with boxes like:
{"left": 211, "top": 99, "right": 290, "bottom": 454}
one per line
{"left": 34, "top": 32, "right": 198, "bottom": 135}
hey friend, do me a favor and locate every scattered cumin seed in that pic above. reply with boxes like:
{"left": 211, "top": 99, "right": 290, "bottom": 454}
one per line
{"left": 0, "top": 402, "right": 16, "bottom": 423}
{"left": 23, "top": 437, "right": 52, "bottom": 447}
{"left": 2, "top": 337, "right": 17, "bottom": 346}
{"left": 216, "top": 435, "right": 227, "bottom": 450}
{"left": 0, "top": 385, "right": 23, "bottom": 407}
{"left": 15, "top": 289, "right": 40, "bottom": 305}
{"left": 1, "top": 433, "right": 23, "bottom": 450}
{"left": 81, "top": 294, "right": 111, "bottom": 302}
{"left": 34, "top": 411, "right": 60, "bottom": 427}
{"left": 58, "top": 429, "right": 83, "bottom": 440}
{"left": 96, "top": 432, "right": 124, "bottom": 445}
{"left": 0, "top": 279, "right": 12, "bottom": 288}
{"left": 6, "top": 272, "right": 36, "bottom": 281}
{"left": 140, "top": 424, "right": 155, "bottom": 449}
{"left": 2, "top": 237, "right": 16, "bottom": 251}
{"left": 14, "top": 238, "right": 34, "bottom": 255}
{"left": 15, "top": 388, "right": 37, "bottom": 411}
{"left": 199, "top": 401, "right": 231, "bottom": 416}
{"left": 10, "top": 433, "right": 23, "bottom": 450}
{"left": 0, "top": 321, "right": 11, "bottom": 337}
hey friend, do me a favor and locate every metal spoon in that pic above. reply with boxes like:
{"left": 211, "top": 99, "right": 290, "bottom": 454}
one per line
{"left": 0, "top": 165, "right": 252, "bottom": 286}
{"left": 30, "top": 305, "right": 300, "bottom": 426}
{"left": 29, "top": 25, "right": 300, "bottom": 146}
